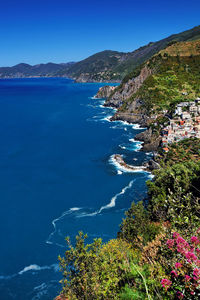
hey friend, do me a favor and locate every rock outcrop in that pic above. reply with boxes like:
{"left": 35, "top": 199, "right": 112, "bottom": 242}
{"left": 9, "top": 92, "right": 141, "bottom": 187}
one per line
{"left": 135, "top": 128, "right": 161, "bottom": 151}
{"left": 113, "top": 154, "right": 147, "bottom": 172}
{"left": 105, "top": 66, "right": 153, "bottom": 108}
{"left": 95, "top": 85, "right": 117, "bottom": 99}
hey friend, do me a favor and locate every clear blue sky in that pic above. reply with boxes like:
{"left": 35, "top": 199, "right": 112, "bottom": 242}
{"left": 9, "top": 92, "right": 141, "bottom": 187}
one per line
{"left": 0, "top": 0, "right": 200, "bottom": 66}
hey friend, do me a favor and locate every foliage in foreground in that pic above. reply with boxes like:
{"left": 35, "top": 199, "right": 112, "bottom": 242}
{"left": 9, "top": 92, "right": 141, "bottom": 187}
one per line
{"left": 59, "top": 233, "right": 137, "bottom": 299}
{"left": 59, "top": 138, "right": 200, "bottom": 299}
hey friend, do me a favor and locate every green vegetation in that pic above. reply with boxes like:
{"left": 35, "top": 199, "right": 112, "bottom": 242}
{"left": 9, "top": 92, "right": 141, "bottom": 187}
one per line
{"left": 119, "top": 41, "right": 200, "bottom": 118}
{"left": 58, "top": 31, "right": 200, "bottom": 300}
{"left": 60, "top": 25, "right": 200, "bottom": 82}
{"left": 1, "top": 25, "right": 200, "bottom": 81}
{"left": 0, "top": 62, "right": 75, "bottom": 78}
{"left": 58, "top": 137, "right": 200, "bottom": 299}
{"left": 147, "top": 139, "right": 200, "bottom": 228}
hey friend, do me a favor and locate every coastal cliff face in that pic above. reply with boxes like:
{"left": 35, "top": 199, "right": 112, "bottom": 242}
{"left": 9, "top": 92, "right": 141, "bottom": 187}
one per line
{"left": 105, "top": 66, "right": 153, "bottom": 108}
{"left": 60, "top": 25, "right": 200, "bottom": 82}
{"left": 94, "top": 85, "right": 117, "bottom": 99}
{"left": 96, "top": 40, "right": 200, "bottom": 152}
{"left": 135, "top": 129, "right": 161, "bottom": 152}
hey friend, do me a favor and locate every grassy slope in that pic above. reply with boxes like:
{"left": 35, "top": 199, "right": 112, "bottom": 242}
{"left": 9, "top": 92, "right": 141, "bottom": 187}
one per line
{"left": 119, "top": 40, "right": 200, "bottom": 117}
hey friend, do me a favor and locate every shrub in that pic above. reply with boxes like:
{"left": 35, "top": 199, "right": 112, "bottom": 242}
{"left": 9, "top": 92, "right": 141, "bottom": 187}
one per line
{"left": 59, "top": 232, "right": 137, "bottom": 299}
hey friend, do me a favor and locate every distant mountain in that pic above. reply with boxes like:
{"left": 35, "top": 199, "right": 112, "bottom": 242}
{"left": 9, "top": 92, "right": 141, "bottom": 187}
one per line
{"left": 1, "top": 25, "right": 200, "bottom": 81}
{"left": 0, "top": 62, "right": 75, "bottom": 78}
{"left": 62, "top": 25, "right": 200, "bottom": 82}
{"left": 105, "top": 39, "right": 200, "bottom": 127}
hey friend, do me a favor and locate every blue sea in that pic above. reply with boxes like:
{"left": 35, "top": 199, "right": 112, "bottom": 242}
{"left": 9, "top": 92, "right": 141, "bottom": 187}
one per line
{"left": 0, "top": 78, "right": 152, "bottom": 300}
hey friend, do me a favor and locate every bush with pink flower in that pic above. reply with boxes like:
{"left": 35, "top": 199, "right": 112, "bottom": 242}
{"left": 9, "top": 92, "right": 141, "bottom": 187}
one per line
{"left": 161, "top": 229, "right": 200, "bottom": 299}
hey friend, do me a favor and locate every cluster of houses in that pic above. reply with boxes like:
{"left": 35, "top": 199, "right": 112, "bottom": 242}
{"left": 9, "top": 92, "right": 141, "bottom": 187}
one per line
{"left": 161, "top": 98, "right": 200, "bottom": 152}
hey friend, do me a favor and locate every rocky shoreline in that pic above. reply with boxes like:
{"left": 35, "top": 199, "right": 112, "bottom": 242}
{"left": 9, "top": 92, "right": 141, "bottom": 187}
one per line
{"left": 94, "top": 87, "right": 161, "bottom": 171}
{"left": 95, "top": 86, "right": 161, "bottom": 152}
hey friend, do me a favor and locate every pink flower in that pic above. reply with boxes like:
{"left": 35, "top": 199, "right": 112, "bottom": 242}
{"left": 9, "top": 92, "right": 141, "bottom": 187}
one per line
{"left": 193, "top": 268, "right": 200, "bottom": 278}
{"left": 175, "top": 262, "right": 182, "bottom": 269}
{"left": 190, "top": 291, "right": 195, "bottom": 295}
{"left": 161, "top": 278, "right": 172, "bottom": 290}
{"left": 171, "top": 270, "right": 178, "bottom": 277}
{"left": 176, "top": 236, "right": 186, "bottom": 244}
{"left": 166, "top": 239, "right": 174, "bottom": 249}
{"left": 177, "top": 291, "right": 184, "bottom": 299}
{"left": 196, "top": 248, "right": 200, "bottom": 254}
{"left": 185, "top": 275, "right": 191, "bottom": 281}
{"left": 191, "top": 236, "right": 199, "bottom": 245}
{"left": 173, "top": 232, "right": 180, "bottom": 238}
{"left": 196, "top": 260, "right": 200, "bottom": 266}
{"left": 185, "top": 251, "right": 197, "bottom": 262}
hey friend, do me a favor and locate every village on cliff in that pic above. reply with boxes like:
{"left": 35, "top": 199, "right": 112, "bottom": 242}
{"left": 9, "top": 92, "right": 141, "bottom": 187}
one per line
{"left": 161, "top": 97, "right": 200, "bottom": 151}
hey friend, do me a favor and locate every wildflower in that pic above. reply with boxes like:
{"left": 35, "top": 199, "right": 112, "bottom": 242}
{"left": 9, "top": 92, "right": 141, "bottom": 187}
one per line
{"left": 190, "top": 291, "right": 195, "bottom": 295}
{"left": 171, "top": 270, "right": 178, "bottom": 277}
{"left": 176, "top": 236, "right": 187, "bottom": 244}
{"left": 166, "top": 239, "right": 174, "bottom": 249}
{"left": 173, "top": 232, "right": 180, "bottom": 238}
{"left": 185, "top": 275, "right": 191, "bottom": 281}
{"left": 175, "top": 262, "right": 182, "bottom": 269}
{"left": 185, "top": 251, "right": 197, "bottom": 262}
{"left": 191, "top": 236, "right": 199, "bottom": 245}
{"left": 196, "top": 260, "right": 200, "bottom": 266}
{"left": 177, "top": 291, "right": 184, "bottom": 299}
{"left": 193, "top": 268, "right": 200, "bottom": 278}
{"left": 161, "top": 278, "right": 172, "bottom": 290}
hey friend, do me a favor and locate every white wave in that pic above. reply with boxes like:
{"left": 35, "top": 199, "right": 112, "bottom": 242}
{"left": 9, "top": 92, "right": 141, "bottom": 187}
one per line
{"left": 78, "top": 180, "right": 135, "bottom": 218}
{"left": 147, "top": 173, "right": 155, "bottom": 180}
{"left": 99, "top": 180, "right": 134, "bottom": 213}
{"left": 117, "top": 170, "right": 123, "bottom": 175}
{"left": 129, "top": 138, "right": 143, "bottom": 151}
{"left": 69, "top": 207, "right": 81, "bottom": 212}
{"left": 18, "top": 265, "right": 50, "bottom": 275}
{"left": 109, "top": 154, "right": 147, "bottom": 174}
{"left": 119, "top": 145, "right": 126, "bottom": 150}
{"left": 132, "top": 124, "right": 146, "bottom": 130}
{"left": 116, "top": 120, "right": 133, "bottom": 126}
{"left": 0, "top": 264, "right": 59, "bottom": 281}
{"left": 18, "top": 263, "right": 59, "bottom": 275}
{"left": 46, "top": 208, "right": 81, "bottom": 246}
{"left": 101, "top": 115, "right": 112, "bottom": 122}
{"left": 89, "top": 96, "right": 98, "bottom": 100}
{"left": 77, "top": 210, "right": 99, "bottom": 217}
{"left": 146, "top": 152, "right": 153, "bottom": 156}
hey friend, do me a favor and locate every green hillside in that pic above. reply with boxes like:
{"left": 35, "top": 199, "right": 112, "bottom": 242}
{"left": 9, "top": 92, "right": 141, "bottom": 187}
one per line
{"left": 0, "top": 62, "right": 74, "bottom": 78}
{"left": 58, "top": 38, "right": 200, "bottom": 300}
{"left": 63, "top": 25, "right": 200, "bottom": 82}
{"left": 119, "top": 40, "right": 200, "bottom": 117}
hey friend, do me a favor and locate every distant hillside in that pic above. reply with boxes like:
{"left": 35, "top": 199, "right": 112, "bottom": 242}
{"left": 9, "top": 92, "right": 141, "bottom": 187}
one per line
{"left": 104, "top": 40, "right": 200, "bottom": 130}
{"left": 0, "top": 62, "right": 75, "bottom": 78}
{"left": 63, "top": 25, "right": 200, "bottom": 82}
{"left": 1, "top": 25, "right": 200, "bottom": 81}
{"left": 56, "top": 50, "right": 126, "bottom": 82}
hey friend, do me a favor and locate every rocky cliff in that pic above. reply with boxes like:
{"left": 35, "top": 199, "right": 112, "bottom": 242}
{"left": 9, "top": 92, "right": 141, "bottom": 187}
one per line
{"left": 59, "top": 25, "right": 200, "bottom": 82}
{"left": 105, "top": 66, "right": 153, "bottom": 108}
{"left": 95, "top": 40, "right": 200, "bottom": 152}
{"left": 135, "top": 129, "right": 161, "bottom": 152}
{"left": 94, "top": 85, "right": 117, "bottom": 99}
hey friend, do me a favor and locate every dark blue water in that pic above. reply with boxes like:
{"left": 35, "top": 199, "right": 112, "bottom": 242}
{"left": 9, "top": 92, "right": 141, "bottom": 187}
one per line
{"left": 0, "top": 78, "right": 152, "bottom": 299}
